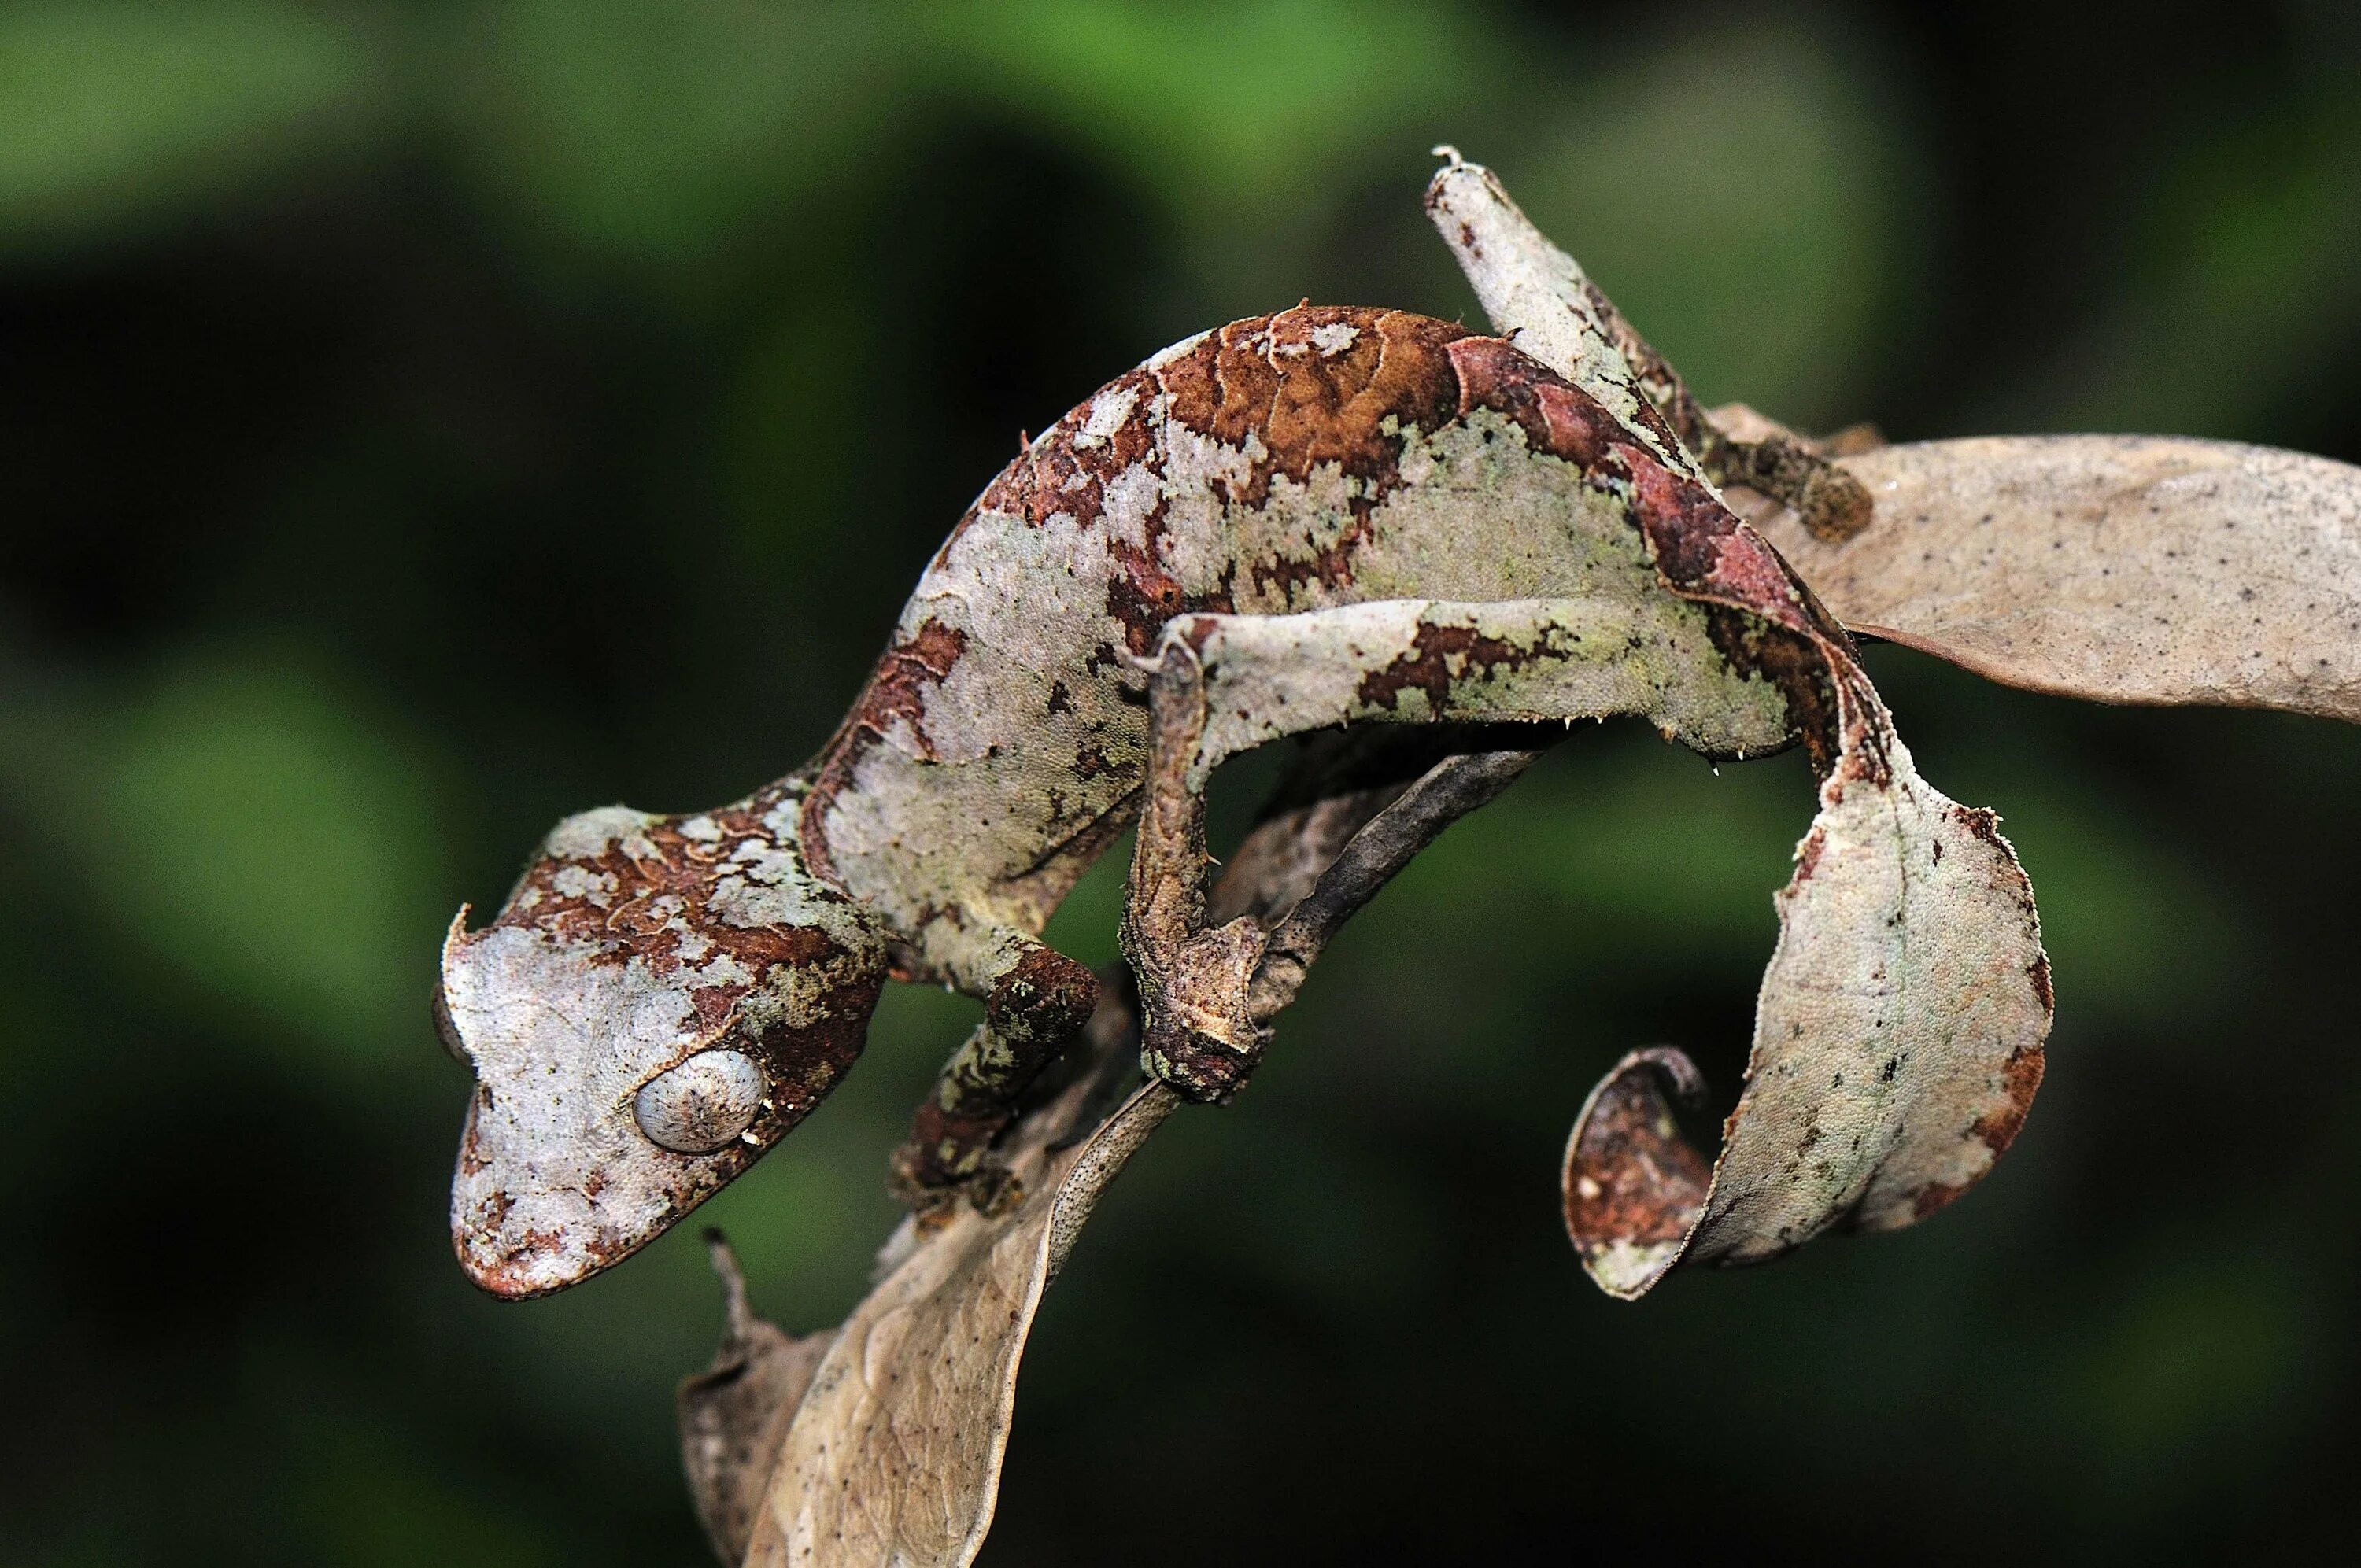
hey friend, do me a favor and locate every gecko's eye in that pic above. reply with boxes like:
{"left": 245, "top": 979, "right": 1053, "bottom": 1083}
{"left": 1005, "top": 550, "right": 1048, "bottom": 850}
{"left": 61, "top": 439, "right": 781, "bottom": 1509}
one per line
{"left": 634, "top": 1050, "right": 765, "bottom": 1154}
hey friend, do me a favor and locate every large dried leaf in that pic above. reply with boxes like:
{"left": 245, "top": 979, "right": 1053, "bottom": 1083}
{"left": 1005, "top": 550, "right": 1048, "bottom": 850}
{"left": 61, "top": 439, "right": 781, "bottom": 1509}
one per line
{"left": 739, "top": 1061, "right": 1173, "bottom": 1567}
{"left": 1739, "top": 436, "right": 2361, "bottom": 721}
{"left": 1429, "top": 150, "right": 2053, "bottom": 1296}
{"left": 679, "top": 1234, "right": 840, "bottom": 1564}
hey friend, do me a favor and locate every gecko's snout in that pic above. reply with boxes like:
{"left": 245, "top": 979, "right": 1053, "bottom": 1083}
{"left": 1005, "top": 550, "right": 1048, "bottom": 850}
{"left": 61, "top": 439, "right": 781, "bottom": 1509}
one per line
{"left": 438, "top": 794, "right": 886, "bottom": 1300}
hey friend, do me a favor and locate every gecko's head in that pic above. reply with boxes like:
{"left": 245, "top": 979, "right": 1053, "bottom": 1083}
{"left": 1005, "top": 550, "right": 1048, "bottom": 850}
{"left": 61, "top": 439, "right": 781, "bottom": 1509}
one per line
{"left": 436, "top": 788, "right": 886, "bottom": 1299}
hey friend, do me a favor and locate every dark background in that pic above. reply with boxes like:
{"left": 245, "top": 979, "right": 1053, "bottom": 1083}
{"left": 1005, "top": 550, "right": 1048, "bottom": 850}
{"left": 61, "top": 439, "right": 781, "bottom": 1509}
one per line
{"left": 5, "top": 2, "right": 2359, "bottom": 1562}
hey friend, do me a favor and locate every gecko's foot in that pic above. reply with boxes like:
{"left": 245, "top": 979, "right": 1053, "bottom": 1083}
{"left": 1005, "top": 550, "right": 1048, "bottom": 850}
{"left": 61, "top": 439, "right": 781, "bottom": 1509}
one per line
{"left": 1125, "top": 916, "right": 1271, "bottom": 1106}
{"left": 1703, "top": 403, "right": 1879, "bottom": 543}
{"left": 1141, "top": 1024, "right": 1271, "bottom": 1107}
{"left": 886, "top": 1134, "right": 1026, "bottom": 1221}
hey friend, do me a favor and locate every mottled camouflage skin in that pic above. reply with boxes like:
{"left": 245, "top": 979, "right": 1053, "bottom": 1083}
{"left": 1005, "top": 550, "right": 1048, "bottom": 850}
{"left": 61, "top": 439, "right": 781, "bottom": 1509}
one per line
{"left": 799, "top": 306, "right": 1838, "bottom": 955}
{"left": 438, "top": 304, "right": 1869, "bottom": 1298}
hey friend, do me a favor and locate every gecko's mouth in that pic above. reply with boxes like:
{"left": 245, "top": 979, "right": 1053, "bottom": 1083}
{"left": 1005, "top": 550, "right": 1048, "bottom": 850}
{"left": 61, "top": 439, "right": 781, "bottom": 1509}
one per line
{"left": 450, "top": 1075, "right": 743, "bottom": 1299}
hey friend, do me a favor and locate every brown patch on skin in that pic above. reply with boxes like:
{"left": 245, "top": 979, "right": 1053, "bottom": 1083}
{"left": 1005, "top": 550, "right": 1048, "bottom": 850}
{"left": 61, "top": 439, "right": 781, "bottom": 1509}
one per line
{"left": 801, "top": 620, "right": 969, "bottom": 882}
{"left": 975, "top": 369, "right": 1158, "bottom": 532}
{"left": 687, "top": 983, "right": 751, "bottom": 1031}
{"left": 1354, "top": 621, "right": 1560, "bottom": 712}
{"left": 456, "top": 1087, "right": 496, "bottom": 1173}
{"left": 471, "top": 1223, "right": 648, "bottom": 1298}
{"left": 496, "top": 785, "right": 852, "bottom": 981}
{"left": 1702, "top": 611, "right": 1846, "bottom": 777}
{"left": 1564, "top": 1051, "right": 1712, "bottom": 1250}
{"left": 484, "top": 782, "right": 885, "bottom": 1153}
{"left": 985, "top": 946, "right": 1101, "bottom": 1053}
{"left": 1952, "top": 803, "right": 2009, "bottom": 853}
{"left": 1908, "top": 1043, "right": 2046, "bottom": 1221}
{"left": 2027, "top": 954, "right": 2055, "bottom": 1014}
{"left": 1447, "top": 334, "right": 1871, "bottom": 780}
{"left": 1910, "top": 1179, "right": 1971, "bottom": 1220}
{"left": 1102, "top": 510, "right": 1199, "bottom": 657}
{"left": 861, "top": 620, "right": 969, "bottom": 758}
{"left": 1793, "top": 825, "right": 1828, "bottom": 884}
{"left": 1969, "top": 1045, "right": 2046, "bottom": 1155}
{"left": 1443, "top": 335, "right": 1618, "bottom": 470}
{"left": 1158, "top": 307, "right": 1468, "bottom": 603}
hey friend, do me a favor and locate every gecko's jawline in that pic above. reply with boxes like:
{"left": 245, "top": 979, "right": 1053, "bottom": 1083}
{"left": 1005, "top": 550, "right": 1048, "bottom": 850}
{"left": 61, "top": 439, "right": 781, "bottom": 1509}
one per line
{"left": 449, "top": 1084, "right": 736, "bottom": 1302}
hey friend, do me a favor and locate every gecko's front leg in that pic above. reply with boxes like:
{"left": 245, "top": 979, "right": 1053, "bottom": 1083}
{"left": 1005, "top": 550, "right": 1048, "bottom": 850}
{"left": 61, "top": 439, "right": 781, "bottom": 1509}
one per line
{"left": 1121, "top": 593, "right": 1793, "bottom": 1105}
{"left": 889, "top": 926, "right": 1099, "bottom": 1207}
{"left": 1121, "top": 641, "right": 1272, "bottom": 1102}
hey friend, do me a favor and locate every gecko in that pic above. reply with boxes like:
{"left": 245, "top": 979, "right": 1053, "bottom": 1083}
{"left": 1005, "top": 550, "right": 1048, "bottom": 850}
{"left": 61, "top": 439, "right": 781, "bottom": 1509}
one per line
{"left": 435, "top": 159, "right": 1897, "bottom": 1301}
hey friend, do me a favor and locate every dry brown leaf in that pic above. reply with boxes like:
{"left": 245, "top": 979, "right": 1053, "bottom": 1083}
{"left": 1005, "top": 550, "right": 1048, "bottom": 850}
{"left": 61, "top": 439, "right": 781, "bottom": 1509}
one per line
{"left": 738, "top": 1053, "right": 1174, "bottom": 1566}
{"left": 1742, "top": 435, "right": 2361, "bottom": 721}
{"left": 679, "top": 1234, "right": 841, "bottom": 1564}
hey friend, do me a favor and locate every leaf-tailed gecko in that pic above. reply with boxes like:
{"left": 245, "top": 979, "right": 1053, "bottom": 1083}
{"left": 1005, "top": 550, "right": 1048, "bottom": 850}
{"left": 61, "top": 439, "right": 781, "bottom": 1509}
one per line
{"left": 435, "top": 154, "right": 2019, "bottom": 1300}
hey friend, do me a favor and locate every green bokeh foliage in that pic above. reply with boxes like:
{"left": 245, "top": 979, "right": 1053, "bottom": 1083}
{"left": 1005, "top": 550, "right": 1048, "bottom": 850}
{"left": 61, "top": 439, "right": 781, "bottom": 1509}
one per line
{"left": 3, "top": 3, "right": 2359, "bottom": 1562}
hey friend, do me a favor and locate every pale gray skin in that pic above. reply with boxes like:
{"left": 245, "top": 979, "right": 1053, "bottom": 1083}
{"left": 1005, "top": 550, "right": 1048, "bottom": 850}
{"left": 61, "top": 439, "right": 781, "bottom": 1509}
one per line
{"left": 438, "top": 172, "right": 1883, "bottom": 1301}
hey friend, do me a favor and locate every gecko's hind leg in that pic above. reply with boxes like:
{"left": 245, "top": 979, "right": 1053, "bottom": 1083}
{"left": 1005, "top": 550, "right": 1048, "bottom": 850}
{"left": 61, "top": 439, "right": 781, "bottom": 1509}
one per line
{"left": 1121, "top": 596, "right": 1790, "bottom": 1103}
{"left": 888, "top": 928, "right": 1099, "bottom": 1210}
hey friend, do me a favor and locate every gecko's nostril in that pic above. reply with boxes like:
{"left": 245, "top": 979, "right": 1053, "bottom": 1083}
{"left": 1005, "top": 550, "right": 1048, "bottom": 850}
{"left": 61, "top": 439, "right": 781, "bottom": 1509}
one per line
{"left": 634, "top": 1050, "right": 764, "bottom": 1154}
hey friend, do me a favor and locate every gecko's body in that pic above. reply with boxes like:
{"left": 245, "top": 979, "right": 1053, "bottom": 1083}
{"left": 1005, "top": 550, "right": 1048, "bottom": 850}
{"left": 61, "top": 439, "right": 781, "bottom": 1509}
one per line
{"left": 804, "top": 305, "right": 1764, "bottom": 968}
{"left": 438, "top": 302, "right": 1823, "bottom": 1298}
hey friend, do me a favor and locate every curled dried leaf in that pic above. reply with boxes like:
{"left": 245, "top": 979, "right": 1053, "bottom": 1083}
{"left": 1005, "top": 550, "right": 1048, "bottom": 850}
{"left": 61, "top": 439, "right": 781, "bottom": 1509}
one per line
{"left": 1740, "top": 435, "right": 2361, "bottom": 721}
{"left": 1430, "top": 149, "right": 2053, "bottom": 1296}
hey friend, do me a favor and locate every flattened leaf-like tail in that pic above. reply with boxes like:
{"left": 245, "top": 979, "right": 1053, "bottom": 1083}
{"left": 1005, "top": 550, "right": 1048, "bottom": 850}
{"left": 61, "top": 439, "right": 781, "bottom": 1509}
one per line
{"left": 1563, "top": 749, "right": 2051, "bottom": 1297}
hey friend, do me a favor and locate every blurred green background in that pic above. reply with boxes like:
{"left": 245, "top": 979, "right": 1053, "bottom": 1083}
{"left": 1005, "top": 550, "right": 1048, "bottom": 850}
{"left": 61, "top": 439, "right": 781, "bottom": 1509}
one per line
{"left": 6, "top": 2, "right": 2361, "bottom": 1562}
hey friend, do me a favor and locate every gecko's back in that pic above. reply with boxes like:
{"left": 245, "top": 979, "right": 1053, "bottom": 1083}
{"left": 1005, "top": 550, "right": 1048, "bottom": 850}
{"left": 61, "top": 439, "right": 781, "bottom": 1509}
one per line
{"left": 800, "top": 304, "right": 1671, "bottom": 953}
